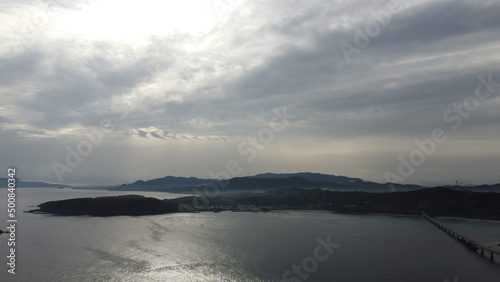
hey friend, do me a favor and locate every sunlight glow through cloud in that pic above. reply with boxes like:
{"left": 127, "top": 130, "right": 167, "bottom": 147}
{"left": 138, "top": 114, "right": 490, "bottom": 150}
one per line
{"left": 1, "top": 0, "right": 499, "bottom": 185}
{"left": 58, "top": 0, "right": 220, "bottom": 42}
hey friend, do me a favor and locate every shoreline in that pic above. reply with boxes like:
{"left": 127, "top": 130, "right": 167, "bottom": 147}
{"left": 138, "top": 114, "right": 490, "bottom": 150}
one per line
{"left": 270, "top": 210, "right": 500, "bottom": 222}
{"left": 436, "top": 216, "right": 500, "bottom": 223}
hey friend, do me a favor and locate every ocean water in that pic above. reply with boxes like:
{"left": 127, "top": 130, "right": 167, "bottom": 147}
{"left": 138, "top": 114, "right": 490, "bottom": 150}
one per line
{"left": 0, "top": 188, "right": 499, "bottom": 281}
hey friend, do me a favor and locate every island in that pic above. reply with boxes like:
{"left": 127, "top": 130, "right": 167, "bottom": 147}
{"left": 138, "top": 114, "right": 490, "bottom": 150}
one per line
{"left": 27, "top": 187, "right": 500, "bottom": 220}
{"left": 28, "top": 195, "right": 178, "bottom": 216}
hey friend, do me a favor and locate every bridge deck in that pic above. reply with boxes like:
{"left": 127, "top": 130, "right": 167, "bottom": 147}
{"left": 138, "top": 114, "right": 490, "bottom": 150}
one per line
{"left": 421, "top": 211, "right": 500, "bottom": 262}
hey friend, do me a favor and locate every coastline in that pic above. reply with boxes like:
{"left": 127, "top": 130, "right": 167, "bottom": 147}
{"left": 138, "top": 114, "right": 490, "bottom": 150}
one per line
{"left": 271, "top": 210, "right": 500, "bottom": 222}
{"left": 436, "top": 216, "right": 500, "bottom": 223}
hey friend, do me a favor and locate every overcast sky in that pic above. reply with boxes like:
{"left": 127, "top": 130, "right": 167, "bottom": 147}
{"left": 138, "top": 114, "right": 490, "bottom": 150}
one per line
{"left": 1, "top": 0, "right": 499, "bottom": 186}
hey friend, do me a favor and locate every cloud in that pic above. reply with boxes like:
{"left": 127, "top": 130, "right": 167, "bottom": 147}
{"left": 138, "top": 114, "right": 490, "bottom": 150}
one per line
{"left": 1, "top": 0, "right": 500, "bottom": 185}
{"left": 150, "top": 131, "right": 165, "bottom": 140}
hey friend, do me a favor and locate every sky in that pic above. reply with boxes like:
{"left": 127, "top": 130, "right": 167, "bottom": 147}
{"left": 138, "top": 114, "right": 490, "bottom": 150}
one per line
{"left": 1, "top": 0, "right": 499, "bottom": 186}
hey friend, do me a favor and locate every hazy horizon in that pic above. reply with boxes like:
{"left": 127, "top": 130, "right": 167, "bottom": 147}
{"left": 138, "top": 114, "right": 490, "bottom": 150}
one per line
{"left": 8, "top": 170, "right": 497, "bottom": 189}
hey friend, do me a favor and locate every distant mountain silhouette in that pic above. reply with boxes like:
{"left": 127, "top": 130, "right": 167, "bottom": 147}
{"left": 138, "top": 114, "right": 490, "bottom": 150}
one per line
{"left": 0, "top": 178, "right": 70, "bottom": 188}
{"left": 116, "top": 176, "right": 213, "bottom": 191}
{"left": 110, "top": 173, "right": 429, "bottom": 194}
{"left": 113, "top": 172, "right": 366, "bottom": 192}
{"left": 443, "top": 183, "right": 500, "bottom": 192}
{"left": 251, "top": 172, "right": 362, "bottom": 183}
{"left": 216, "top": 176, "right": 322, "bottom": 191}
{"left": 9, "top": 172, "right": 499, "bottom": 194}
{"left": 110, "top": 172, "right": 500, "bottom": 194}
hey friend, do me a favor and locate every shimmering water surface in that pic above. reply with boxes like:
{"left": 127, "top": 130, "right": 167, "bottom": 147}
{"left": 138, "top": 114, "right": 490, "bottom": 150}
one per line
{"left": 1, "top": 188, "right": 499, "bottom": 281}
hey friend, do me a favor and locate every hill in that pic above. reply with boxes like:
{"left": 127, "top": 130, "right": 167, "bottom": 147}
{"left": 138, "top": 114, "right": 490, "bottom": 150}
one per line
{"left": 0, "top": 178, "right": 71, "bottom": 188}
{"left": 110, "top": 173, "right": 426, "bottom": 194}
{"left": 250, "top": 172, "right": 362, "bottom": 183}
{"left": 29, "top": 195, "right": 178, "bottom": 216}
{"left": 113, "top": 176, "right": 213, "bottom": 191}
{"left": 29, "top": 188, "right": 500, "bottom": 220}
{"left": 170, "top": 187, "right": 500, "bottom": 220}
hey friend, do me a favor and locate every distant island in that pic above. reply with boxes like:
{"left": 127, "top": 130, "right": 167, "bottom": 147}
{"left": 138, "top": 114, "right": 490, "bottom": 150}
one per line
{"left": 5, "top": 172, "right": 500, "bottom": 193}
{"left": 0, "top": 178, "right": 70, "bottom": 188}
{"left": 28, "top": 187, "right": 500, "bottom": 220}
{"left": 109, "top": 172, "right": 500, "bottom": 193}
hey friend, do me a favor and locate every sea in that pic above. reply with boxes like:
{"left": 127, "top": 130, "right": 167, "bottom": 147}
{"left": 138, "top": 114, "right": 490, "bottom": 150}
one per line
{"left": 0, "top": 188, "right": 499, "bottom": 282}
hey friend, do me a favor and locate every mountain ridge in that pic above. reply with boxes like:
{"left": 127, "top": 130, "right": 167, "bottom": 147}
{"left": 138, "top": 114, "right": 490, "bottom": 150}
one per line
{"left": 0, "top": 178, "right": 71, "bottom": 188}
{"left": 110, "top": 172, "right": 500, "bottom": 194}
{"left": 4, "top": 172, "right": 500, "bottom": 193}
{"left": 250, "top": 172, "right": 362, "bottom": 183}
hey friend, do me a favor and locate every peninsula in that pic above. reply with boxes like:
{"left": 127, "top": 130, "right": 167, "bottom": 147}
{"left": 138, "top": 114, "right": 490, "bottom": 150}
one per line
{"left": 28, "top": 187, "right": 500, "bottom": 220}
{"left": 28, "top": 195, "right": 178, "bottom": 216}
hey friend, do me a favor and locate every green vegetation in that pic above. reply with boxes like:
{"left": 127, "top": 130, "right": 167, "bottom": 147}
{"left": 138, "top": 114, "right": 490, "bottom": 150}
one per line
{"left": 29, "top": 188, "right": 500, "bottom": 220}
{"left": 30, "top": 195, "right": 178, "bottom": 216}
{"left": 169, "top": 187, "right": 500, "bottom": 220}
